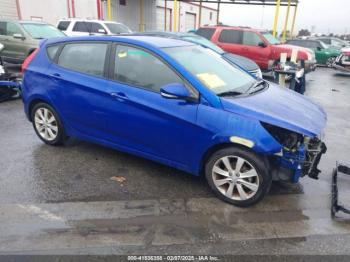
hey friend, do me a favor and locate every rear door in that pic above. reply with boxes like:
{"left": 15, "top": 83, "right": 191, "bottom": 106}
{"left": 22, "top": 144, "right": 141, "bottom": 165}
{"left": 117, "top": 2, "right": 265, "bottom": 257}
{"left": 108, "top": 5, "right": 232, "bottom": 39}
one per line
{"left": 216, "top": 29, "right": 243, "bottom": 57}
{"left": 46, "top": 41, "right": 112, "bottom": 138}
{"left": 104, "top": 44, "right": 199, "bottom": 167}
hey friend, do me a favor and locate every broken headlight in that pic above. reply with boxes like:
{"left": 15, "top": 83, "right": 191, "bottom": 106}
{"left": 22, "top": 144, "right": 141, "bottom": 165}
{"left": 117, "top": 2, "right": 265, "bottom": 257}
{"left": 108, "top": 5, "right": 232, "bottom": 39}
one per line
{"left": 261, "top": 122, "right": 303, "bottom": 151}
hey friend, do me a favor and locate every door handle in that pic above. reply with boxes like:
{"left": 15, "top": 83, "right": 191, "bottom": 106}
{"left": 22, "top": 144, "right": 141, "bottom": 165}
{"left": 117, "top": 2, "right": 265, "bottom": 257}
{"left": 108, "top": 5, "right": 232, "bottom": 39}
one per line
{"left": 110, "top": 92, "right": 129, "bottom": 101}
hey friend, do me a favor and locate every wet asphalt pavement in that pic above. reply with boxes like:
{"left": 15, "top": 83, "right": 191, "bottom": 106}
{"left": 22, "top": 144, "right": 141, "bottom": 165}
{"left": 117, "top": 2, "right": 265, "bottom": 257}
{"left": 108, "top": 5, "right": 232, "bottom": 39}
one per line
{"left": 0, "top": 68, "right": 350, "bottom": 255}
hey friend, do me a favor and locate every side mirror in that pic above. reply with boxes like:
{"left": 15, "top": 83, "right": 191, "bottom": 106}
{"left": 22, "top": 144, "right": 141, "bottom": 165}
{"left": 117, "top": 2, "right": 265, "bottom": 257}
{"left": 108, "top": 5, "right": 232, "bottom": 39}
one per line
{"left": 160, "top": 83, "right": 196, "bottom": 102}
{"left": 98, "top": 29, "right": 107, "bottom": 34}
{"left": 258, "top": 42, "right": 267, "bottom": 48}
{"left": 13, "top": 33, "right": 25, "bottom": 40}
{"left": 316, "top": 46, "right": 322, "bottom": 51}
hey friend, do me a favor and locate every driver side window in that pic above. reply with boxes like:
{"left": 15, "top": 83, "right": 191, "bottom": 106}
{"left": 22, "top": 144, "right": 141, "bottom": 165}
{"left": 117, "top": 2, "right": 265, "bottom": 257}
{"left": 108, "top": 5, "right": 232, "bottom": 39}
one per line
{"left": 243, "top": 32, "right": 262, "bottom": 46}
{"left": 114, "top": 45, "right": 183, "bottom": 92}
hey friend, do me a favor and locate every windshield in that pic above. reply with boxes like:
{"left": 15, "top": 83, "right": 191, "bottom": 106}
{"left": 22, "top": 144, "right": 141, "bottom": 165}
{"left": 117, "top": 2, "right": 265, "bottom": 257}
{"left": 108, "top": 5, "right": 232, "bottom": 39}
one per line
{"left": 320, "top": 41, "right": 329, "bottom": 49}
{"left": 104, "top": 23, "right": 131, "bottom": 34}
{"left": 21, "top": 23, "right": 65, "bottom": 39}
{"left": 181, "top": 35, "right": 224, "bottom": 54}
{"left": 163, "top": 45, "right": 256, "bottom": 95}
{"left": 262, "top": 32, "right": 280, "bottom": 45}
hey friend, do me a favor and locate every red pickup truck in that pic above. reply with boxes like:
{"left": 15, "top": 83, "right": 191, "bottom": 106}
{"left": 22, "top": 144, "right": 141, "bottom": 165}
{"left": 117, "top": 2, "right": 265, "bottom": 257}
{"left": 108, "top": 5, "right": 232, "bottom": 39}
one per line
{"left": 195, "top": 26, "right": 316, "bottom": 73}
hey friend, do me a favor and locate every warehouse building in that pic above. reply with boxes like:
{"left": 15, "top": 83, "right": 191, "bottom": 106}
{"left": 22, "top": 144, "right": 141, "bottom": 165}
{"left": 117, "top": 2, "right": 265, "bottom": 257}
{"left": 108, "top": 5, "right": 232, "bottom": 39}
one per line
{"left": 0, "top": 0, "right": 217, "bottom": 32}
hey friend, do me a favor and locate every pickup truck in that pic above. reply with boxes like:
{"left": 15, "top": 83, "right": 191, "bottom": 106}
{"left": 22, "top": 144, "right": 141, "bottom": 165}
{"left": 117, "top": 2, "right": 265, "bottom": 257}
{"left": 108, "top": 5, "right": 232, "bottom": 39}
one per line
{"left": 195, "top": 26, "right": 316, "bottom": 73}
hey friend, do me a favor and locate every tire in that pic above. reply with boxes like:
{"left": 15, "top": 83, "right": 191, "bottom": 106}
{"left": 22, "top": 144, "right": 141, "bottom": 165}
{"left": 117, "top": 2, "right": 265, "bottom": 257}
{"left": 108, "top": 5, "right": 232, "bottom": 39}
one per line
{"left": 31, "top": 102, "right": 65, "bottom": 145}
{"left": 326, "top": 57, "right": 336, "bottom": 68}
{"left": 205, "top": 146, "right": 271, "bottom": 207}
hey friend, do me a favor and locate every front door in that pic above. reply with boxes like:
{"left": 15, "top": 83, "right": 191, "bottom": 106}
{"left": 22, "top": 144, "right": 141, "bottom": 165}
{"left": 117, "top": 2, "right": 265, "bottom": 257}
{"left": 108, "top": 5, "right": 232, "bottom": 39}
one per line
{"left": 241, "top": 31, "right": 270, "bottom": 69}
{"left": 104, "top": 44, "right": 199, "bottom": 167}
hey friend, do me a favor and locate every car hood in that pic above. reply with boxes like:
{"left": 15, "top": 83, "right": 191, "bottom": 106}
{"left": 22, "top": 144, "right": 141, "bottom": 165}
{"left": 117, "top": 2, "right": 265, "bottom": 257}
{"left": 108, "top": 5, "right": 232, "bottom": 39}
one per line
{"left": 220, "top": 83, "right": 327, "bottom": 137}
{"left": 274, "top": 44, "right": 312, "bottom": 54}
{"left": 223, "top": 53, "right": 259, "bottom": 71}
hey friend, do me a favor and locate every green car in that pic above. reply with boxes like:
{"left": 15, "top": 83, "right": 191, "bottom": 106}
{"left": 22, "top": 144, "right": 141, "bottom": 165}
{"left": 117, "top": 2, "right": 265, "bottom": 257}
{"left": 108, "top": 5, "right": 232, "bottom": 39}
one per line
{"left": 0, "top": 20, "right": 65, "bottom": 64}
{"left": 286, "top": 39, "right": 341, "bottom": 66}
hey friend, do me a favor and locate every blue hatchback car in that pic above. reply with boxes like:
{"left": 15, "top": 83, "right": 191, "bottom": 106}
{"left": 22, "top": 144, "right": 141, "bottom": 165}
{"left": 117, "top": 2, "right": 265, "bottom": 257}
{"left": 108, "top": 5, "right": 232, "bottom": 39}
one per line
{"left": 21, "top": 36, "right": 327, "bottom": 207}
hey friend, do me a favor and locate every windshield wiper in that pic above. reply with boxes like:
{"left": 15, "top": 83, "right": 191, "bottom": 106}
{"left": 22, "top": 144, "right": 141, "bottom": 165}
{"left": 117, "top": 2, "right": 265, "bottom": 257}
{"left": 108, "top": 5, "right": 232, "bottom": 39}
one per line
{"left": 217, "top": 91, "right": 243, "bottom": 97}
{"left": 246, "top": 80, "right": 267, "bottom": 94}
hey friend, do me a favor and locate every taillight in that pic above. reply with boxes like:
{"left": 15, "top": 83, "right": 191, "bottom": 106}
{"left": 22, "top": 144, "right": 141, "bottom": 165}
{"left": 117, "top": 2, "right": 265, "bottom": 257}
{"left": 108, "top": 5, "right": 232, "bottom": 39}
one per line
{"left": 21, "top": 48, "right": 39, "bottom": 75}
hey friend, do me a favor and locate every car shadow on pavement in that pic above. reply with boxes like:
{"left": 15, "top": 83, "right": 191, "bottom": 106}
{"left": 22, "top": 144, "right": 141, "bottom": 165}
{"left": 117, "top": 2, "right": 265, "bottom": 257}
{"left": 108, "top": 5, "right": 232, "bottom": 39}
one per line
{"left": 31, "top": 138, "right": 303, "bottom": 204}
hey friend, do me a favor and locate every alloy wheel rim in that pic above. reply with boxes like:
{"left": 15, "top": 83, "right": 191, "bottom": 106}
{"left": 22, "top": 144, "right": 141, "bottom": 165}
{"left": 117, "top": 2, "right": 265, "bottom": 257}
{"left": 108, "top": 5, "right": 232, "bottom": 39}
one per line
{"left": 212, "top": 156, "right": 259, "bottom": 201}
{"left": 327, "top": 57, "right": 335, "bottom": 67}
{"left": 34, "top": 108, "right": 58, "bottom": 141}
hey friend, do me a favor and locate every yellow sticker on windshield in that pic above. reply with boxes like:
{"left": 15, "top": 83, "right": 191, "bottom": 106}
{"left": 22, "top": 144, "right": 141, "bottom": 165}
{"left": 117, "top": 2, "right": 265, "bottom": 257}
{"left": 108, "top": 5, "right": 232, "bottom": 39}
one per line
{"left": 118, "top": 52, "right": 127, "bottom": 58}
{"left": 196, "top": 73, "right": 226, "bottom": 89}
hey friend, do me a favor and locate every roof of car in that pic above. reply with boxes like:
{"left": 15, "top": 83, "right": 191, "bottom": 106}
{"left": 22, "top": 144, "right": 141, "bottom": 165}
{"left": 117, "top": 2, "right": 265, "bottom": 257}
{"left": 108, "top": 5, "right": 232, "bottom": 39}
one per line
{"left": 288, "top": 38, "right": 319, "bottom": 42}
{"left": 0, "top": 19, "right": 49, "bottom": 24}
{"left": 44, "top": 35, "right": 195, "bottom": 48}
{"left": 58, "top": 18, "right": 123, "bottom": 24}
{"left": 199, "top": 25, "right": 265, "bottom": 32}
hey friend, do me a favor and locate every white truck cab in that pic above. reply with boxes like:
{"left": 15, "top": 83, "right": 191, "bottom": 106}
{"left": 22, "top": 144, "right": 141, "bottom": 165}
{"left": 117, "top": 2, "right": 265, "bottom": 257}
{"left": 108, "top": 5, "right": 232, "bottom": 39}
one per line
{"left": 56, "top": 19, "right": 132, "bottom": 36}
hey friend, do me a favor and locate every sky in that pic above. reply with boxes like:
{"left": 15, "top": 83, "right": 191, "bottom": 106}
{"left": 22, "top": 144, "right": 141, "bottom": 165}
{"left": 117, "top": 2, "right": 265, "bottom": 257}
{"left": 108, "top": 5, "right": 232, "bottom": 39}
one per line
{"left": 204, "top": 0, "right": 350, "bottom": 35}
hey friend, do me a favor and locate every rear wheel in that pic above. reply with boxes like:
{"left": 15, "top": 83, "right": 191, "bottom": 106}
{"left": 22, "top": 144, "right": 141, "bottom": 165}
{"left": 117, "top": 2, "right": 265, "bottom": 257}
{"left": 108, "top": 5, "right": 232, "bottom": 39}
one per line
{"left": 205, "top": 147, "right": 271, "bottom": 207}
{"left": 31, "top": 103, "right": 65, "bottom": 145}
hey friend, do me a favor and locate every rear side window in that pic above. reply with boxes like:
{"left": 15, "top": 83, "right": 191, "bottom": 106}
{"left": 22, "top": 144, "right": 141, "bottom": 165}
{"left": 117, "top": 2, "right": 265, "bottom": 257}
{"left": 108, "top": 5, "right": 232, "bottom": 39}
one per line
{"left": 114, "top": 45, "right": 183, "bottom": 92}
{"left": 72, "top": 22, "right": 104, "bottom": 33}
{"left": 57, "top": 21, "right": 70, "bottom": 31}
{"left": 0, "top": 22, "right": 6, "bottom": 35}
{"left": 58, "top": 43, "right": 108, "bottom": 77}
{"left": 219, "top": 29, "right": 242, "bottom": 44}
{"left": 72, "top": 22, "right": 91, "bottom": 32}
{"left": 305, "top": 41, "right": 318, "bottom": 49}
{"left": 289, "top": 40, "right": 305, "bottom": 47}
{"left": 196, "top": 28, "right": 215, "bottom": 40}
{"left": 47, "top": 45, "right": 60, "bottom": 61}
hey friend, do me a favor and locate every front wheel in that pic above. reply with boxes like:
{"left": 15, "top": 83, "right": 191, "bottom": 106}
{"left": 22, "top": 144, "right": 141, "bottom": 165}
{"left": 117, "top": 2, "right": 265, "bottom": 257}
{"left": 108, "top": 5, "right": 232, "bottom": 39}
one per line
{"left": 31, "top": 103, "right": 65, "bottom": 145}
{"left": 205, "top": 147, "right": 271, "bottom": 207}
{"left": 326, "top": 57, "right": 336, "bottom": 67}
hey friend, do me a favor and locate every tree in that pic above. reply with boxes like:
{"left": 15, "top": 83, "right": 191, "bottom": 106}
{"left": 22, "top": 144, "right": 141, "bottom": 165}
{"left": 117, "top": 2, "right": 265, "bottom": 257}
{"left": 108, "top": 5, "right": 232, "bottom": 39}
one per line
{"left": 298, "top": 29, "right": 311, "bottom": 37}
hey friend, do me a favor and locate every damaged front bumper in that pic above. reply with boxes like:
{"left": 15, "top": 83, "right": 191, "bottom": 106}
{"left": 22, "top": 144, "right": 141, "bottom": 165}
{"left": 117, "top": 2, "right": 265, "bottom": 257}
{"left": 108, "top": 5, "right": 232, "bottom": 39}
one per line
{"left": 272, "top": 138, "right": 327, "bottom": 183}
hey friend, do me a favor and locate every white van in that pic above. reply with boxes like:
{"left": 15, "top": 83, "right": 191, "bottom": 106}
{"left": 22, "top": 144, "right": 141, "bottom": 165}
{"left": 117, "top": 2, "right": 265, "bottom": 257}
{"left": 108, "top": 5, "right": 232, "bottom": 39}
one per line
{"left": 56, "top": 19, "right": 132, "bottom": 36}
